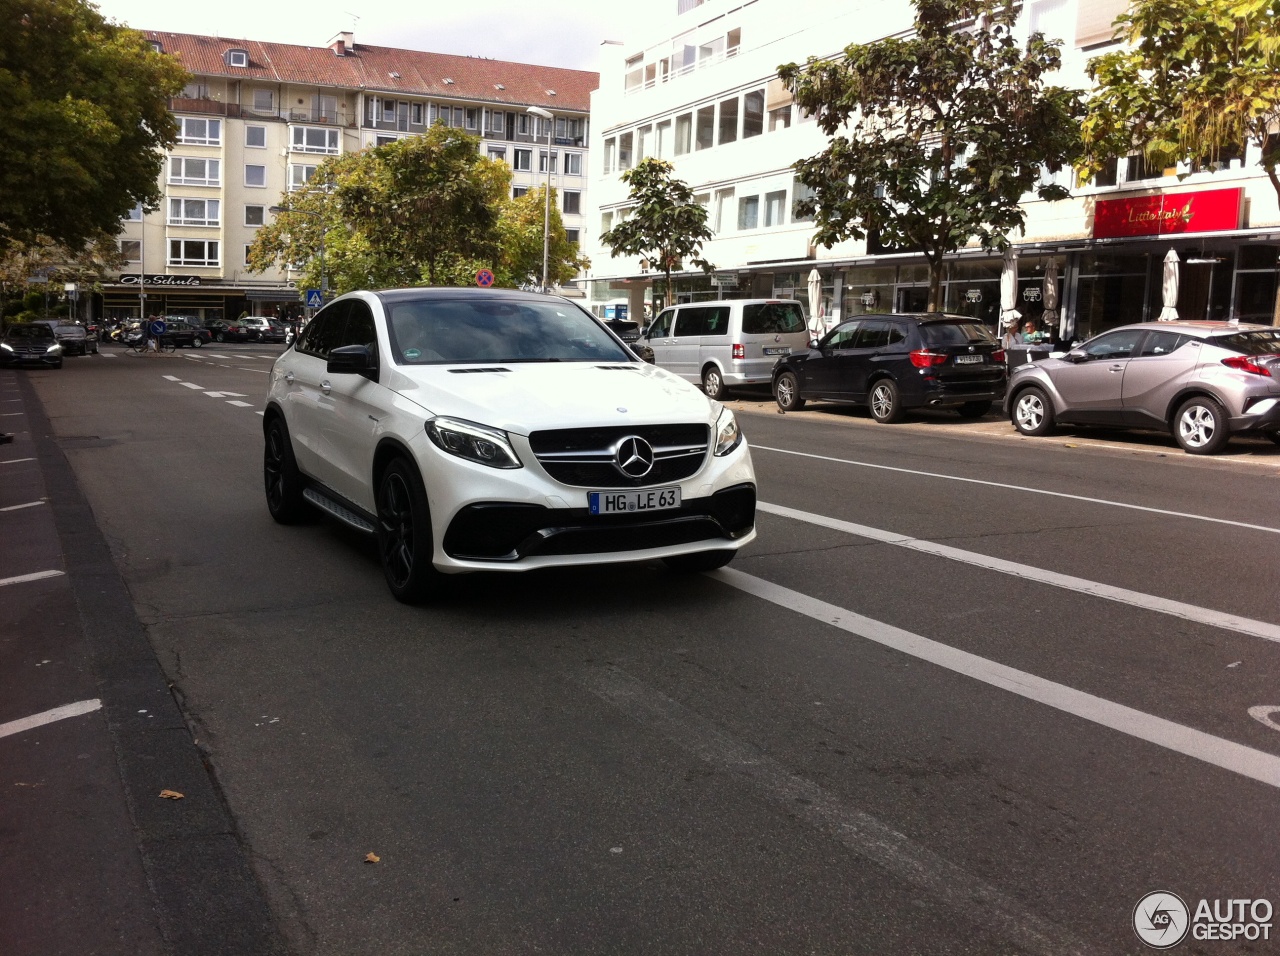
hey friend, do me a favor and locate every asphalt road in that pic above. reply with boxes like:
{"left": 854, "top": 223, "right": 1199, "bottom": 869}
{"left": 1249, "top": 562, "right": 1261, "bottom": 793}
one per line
{"left": 6, "top": 342, "right": 1280, "bottom": 955}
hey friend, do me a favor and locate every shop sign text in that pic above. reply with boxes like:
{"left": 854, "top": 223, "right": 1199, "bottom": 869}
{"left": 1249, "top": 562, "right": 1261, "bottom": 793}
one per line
{"left": 1093, "top": 188, "right": 1242, "bottom": 239}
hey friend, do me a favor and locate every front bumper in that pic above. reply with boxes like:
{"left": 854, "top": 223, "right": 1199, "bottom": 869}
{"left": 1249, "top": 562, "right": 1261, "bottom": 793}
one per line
{"left": 0, "top": 350, "right": 61, "bottom": 367}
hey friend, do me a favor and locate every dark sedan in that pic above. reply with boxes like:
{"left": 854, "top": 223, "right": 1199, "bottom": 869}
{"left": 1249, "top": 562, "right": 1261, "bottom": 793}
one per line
{"left": 772, "top": 313, "right": 1006, "bottom": 422}
{"left": 0, "top": 323, "right": 63, "bottom": 368}
{"left": 159, "top": 318, "right": 210, "bottom": 348}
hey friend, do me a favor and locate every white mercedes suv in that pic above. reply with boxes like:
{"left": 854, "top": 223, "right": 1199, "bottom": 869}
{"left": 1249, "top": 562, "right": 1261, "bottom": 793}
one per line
{"left": 262, "top": 288, "right": 757, "bottom": 602}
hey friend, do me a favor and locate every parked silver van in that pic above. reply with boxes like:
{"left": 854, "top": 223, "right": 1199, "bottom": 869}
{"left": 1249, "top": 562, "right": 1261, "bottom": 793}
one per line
{"left": 639, "top": 299, "right": 810, "bottom": 399}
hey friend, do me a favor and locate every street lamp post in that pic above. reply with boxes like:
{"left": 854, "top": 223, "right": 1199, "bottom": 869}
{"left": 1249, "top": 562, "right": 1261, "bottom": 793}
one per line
{"left": 526, "top": 106, "right": 554, "bottom": 292}
{"left": 269, "top": 205, "right": 327, "bottom": 309}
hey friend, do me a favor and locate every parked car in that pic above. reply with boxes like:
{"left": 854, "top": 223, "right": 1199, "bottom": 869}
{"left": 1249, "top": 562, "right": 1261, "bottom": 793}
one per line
{"left": 638, "top": 299, "right": 810, "bottom": 400}
{"left": 600, "top": 318, "right": 654, "bottom": 364}
{"left": 263, "top": 288, "right": 757, "bottom": 603}
{"left": 0, "top": 322, "right": 63, "bottom": 368}
{"left": 1006, "top": 321, "right": 1280, "bottom": 454}
{"left": 158, "top": 317, "right": 209, "bottom": 348}
{"left": 210, "top": 317, "right": 284, "bottom": 343}
{"left": 33, "top": 319, "right": 96, "bottom": 356}
{"left": 772, "top": 313, "right": 1007, "bottom": 421}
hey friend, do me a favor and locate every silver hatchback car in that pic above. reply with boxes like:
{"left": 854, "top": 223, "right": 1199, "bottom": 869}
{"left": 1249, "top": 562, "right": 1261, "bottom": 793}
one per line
{"left": 1005, "top": 321, "right": 1280, "bottom": 454}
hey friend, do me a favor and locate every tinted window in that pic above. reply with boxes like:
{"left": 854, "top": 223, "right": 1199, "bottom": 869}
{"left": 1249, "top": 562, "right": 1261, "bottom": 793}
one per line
{"left": 885, "top": 323, "right": 908, "bottom": 347}
{"left": 298, "top": 301, "right": 349, "bottom": 358}
{"left": 1082, "top": 328, "right": 1143, "bottom": 359}
{"left": 647, "top": 310, "right": 674, "bottom": 339}
{"left": 824, "top": 322, "right": 861, "bottom": 350}
{"left": 741, "top": 302, "right": 805, "bottom": 334}
{"left": 918, "top": 320, "right": 997, "bottom": 346}
{"left": 341, "top": 300, "right": 377, "bottom": 350}
{"left": 674, "top": 306, "right": 728, "bottom": 337}
{"left": 1136, "top": 331, "right": 1191, "bottom": 357}
{"left": 1215, "top": 329, "right": 1280, "bottom": 355}
{"left": 852, "top": 320, "right": 890, "bottom": 349}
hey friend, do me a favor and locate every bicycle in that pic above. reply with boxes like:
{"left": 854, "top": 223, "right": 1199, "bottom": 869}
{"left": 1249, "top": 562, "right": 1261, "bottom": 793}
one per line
{"left": 125, "top": 336, "right": 175, "bottom": 355}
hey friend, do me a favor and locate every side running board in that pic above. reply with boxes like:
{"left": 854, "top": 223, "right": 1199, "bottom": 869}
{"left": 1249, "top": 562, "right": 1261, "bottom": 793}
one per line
{"left": 302, "top": 487, "right": 376, "bottom": 533}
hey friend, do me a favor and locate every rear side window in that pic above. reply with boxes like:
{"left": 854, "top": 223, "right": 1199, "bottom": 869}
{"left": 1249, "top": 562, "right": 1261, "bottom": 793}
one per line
{"left": 1136, "top": 331, "right": 1191, "bottom": 357}
{"left": 675, "top": 306, "right": 729, "bottom": 337}
{"left": 742, "top": 302, "right": 805, "bottom": 334}
{"left": 1216, "top": 329, "right": 1280, "bottom": 355}
{"left": 852, "top": 321, "right": 890, "bottom": 349}
{"left": 918, "top": 320, "right": 997, "bottom": 346}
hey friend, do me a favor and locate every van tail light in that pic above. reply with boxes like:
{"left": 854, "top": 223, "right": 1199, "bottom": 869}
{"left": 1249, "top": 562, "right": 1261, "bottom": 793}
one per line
{"left": 909, "top": 349, "right": 949, "bottom": 368}
{"left": 732, "top": 343, "right": 745, "bottom": 360}
{"left": 1222, "top": 355, "right": 1272, "bottom": 377}
{"left": 992, "top": 349, "right": 1005, "bottom": 364}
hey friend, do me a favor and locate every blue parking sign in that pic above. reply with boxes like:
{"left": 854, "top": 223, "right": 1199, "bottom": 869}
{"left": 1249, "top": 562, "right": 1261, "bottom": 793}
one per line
{"left": 305, "top": 289, "right": 323, "bottom": 309}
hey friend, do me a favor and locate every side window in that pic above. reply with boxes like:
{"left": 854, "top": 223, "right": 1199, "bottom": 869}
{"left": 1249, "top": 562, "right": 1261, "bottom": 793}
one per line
{"left": 674, "top": 307, "right": 712, "bottom": 337}
{"left": 1082, "top": 328, "right": 1143, "bottom": 360}
{"left": 700, "top": 306, "right": 731, "bottom": 336}
{"left": 885, "top": 323, "right": 908, "bottom": 347}
{"left": 852, "top": 320, "right": 890, "bottom": 349}
{"left": 647, "top": 309, "right": 674, "bottom": 339}
{"left": 341, "top": 300, "right": 377, "bottom": 351}
{"left": 300, "top": 302, "right": 349, "bottom": 359}
{"left": 825, "top": 322, "right": 862, "bottom": 350}
{"left": 1136, "top": 331, "right": 1188, "bottom": 357}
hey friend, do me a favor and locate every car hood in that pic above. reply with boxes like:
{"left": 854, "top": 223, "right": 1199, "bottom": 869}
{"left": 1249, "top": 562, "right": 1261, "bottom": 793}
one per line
{"left": 384, "top": 361, "right": 719, "bottom": 434}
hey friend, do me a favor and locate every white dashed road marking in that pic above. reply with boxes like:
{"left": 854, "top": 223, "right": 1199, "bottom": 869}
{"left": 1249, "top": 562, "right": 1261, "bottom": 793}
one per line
{"left": 0, "top": 500, "right": 44, "bottom": 512}
{"left": 227, "top": 401, "right": 254, "bottom": 408}
{"left": 0, "top": 569, "right": 64, "bottom": 587}
{"left": 180, "top": 382, "right": 203, "bottom": 390}
{"left": 204, "top": 391, "right": 246, "bottom": 398}
{"left": 0, "top": 699, "right": 102, "bottom": 741}
{"left": 2, "top": 458, "right": 35, "bottom": 465}
{"left": 163, "top": 375, "right": 182, "bottom": 382}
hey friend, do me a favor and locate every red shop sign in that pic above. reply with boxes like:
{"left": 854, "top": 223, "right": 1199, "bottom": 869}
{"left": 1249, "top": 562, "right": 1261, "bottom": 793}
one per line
{"left": 1093, "top": 187, "right": 1243, "bottom": 239}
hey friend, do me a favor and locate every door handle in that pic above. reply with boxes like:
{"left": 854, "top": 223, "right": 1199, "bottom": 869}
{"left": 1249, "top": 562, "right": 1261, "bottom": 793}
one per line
{"left": 321, "top": 380, "right": 331, "bottom": 394}
{"left": 1109, "top": 364, "right": 1124, "bottom": 372}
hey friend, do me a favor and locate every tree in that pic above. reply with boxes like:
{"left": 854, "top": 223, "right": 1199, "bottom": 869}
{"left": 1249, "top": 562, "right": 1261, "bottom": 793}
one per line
{"left": 598, "top": 158, "right": 713, "bottom": 309}
{"left": 1079, "top": 0, "right": 1280, "bottom": 204}
{"left": 493, "top": 185, "right": 588, "bottom": 289}
{"left": 0, "top": 0, "right": 189, "bottom": 254}
{"left": 0, "top": 234, "right": 124, "bottom": 321}
{"left": 779, "top": 0, "right": 1083, "bottom": 310}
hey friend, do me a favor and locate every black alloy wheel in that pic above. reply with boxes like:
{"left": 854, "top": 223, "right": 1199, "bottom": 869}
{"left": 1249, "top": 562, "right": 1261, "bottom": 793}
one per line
{"left": 263, "top": 417, "right": 308, "bottom": 523}
{"left": 215, "top": 332, "right": 226, "bottom": 343}
{"left": 376, "top": 458, "right": 446, "bottom": 604}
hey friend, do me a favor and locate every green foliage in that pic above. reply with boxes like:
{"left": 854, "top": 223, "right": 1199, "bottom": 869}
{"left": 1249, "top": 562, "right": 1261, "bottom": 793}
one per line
{"left": 779, "top": 0, "right": 1083, "bottom": 309}
{"left": 1080, "top": 0, "right": 1280, "bottom": 203}
{"left": 0, "top": 0, "right": 189, "bottom": 254}
{"left": 598, "top": 158, "right": 713, "bottom": 305}
{"left": 248, "top": 125, "right": 584, "bottom": 295}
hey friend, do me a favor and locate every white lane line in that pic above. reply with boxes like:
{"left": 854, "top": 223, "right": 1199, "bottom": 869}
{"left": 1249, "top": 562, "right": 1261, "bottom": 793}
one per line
{"left": 2, "top": 458, "right": 35, "bottom": 465}
{"left": 753, "top": 444, "right": 1280, "bottom": 536}
{"left": 100, "top": 352, "right": 116, "bottom": 358}
{"left": 0, "top": 569, "right": 63, "bottom": 587}
{"left": 0, "top": 500, "right": 43, "bottom": 512}
{"left": 760, "top": 501, "right": 1280, "bottom": 644}
{"left": 162, "top": 375, "right": 182, "bottom": 382}
{"left": 256, "top": 411, "right": 265, "bottom": 417}
{"left": 237, "top": 367, "right": 270, "bottom": 375}
{"left": 205, "top": 353, "right": 230, "bottom": 358}
{"left": 0, "top": 412, "right": 23, "bottom": 417}
{"left": 711, "top": 568, "right": 1280, "bottom": 790}
{"left": 580, "top": 666, "right": 1094, "bottom": 956}
{"left": 203, "top": 391, "right": 246, "bottom": 399}
{"left": 0, "top": 699, "right": 102, "bottom": 741}
{"left": 227, "top": 400, "right": 254, "bottom": 408}
{"left": 179, "top": 382, "right": 203, "bottom": 390}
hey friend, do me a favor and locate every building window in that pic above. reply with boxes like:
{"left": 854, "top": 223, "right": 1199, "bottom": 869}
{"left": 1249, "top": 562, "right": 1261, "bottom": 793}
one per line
{"left": 375, "top": 134, "right": 398, "bottom": 146}
{"left": 244, "top": 244, "right": 253, "bottom": 266}
{"left": 513, "top": 186, "right": 528, "bottom": 198}
{"left": 563, "top": 191, "right": 581, "bottom": 215}
{"left": 176, "top": 116, "right": 221, "bottom": 146}
{"left": 489, "top": 110, "right": 506, "bottom": 133}
{"left": 718, "top": 97, "right": 738, "bottom": 145}
{"left": 1094, "top": 156, "right": 1118, "bottom": 188}
{"left": 252, "top": 89, "right": 274, "bottom": 113}
{"left": 289, "top": 164, "right": 318, "bottom": 190}
{"left": 674, "top": 113, "right": 692, "bottom": 155}
{"left": 245, "top": 125, "right": 266, "bottom": 148}
{"left": 539, "top": 150, "right": 558, "bottom": 173}
{"left": 169, "top": 239, "right": 219, "bottom": 267}
{"left": 601, "top": 210, "right": 614, "bottom": 233}
{"left": 169, "top": 157, "right": 220, "bottom": 186}
{"left": 313, "top": 94, "right": 338, "bottom": 122}
{"left": 518, "top": 114, "right": 530, "bottom": 135}
{"left": 713, "top": 188, "right": 735, "bottom": 232}
{"left": 737, "top": 195, "right": 759, "bottom": 230}
{"left": 453, "top": 107, "right": 465, "bottom": 127}
{"left": 488, "top": 146, "right": 507, "bottom": 162}
{"left": 564, "top": 153, "right": 582, "bottom": 176}
{"left": 465, "top": 108, "right": 479, "bottom": 130}
{"left": 764, "top": 189, "right": 787, "bottom": 227}
{"left": 119, "top": 239, "right": 141, "bottom": 261}
{"left": 123, "top": 203, "right": 143, "bottom": 222}
{"left": 618, "top": 131, "right": 633, "bottom": 170}
{"left": 655, "top": 120, "right": 671, "bottom": 158}
{"left": 227, "top": 49, "right": 248, "bottom": 67}
{"left": 168, "top": 198, "right": 220, "bottom": 226}
{"left": 1125, "top": 153, "right": 1159, "bottom": 183}
{"left": 380, "top": 99, "right": 396, "bottom": 122}
{"left": 181, "top": 80, "right": 208, "bottom": 100}
{"left": 245, "top": 164, "right": 266, "bottom": 187}
{"left": 565, "top": 228, "right": 580, "bottom": 246}
{"left": 412, "top": 102, "right": 424, "bottom": 125}
{"left": 636, "top": 125, "right": 651, "bottom": 160}
{"left": 291, "top": 125, "right": 340, "bottom": 154}
{"left": 603, "top": 137, "right": 616, "bottom": 173}
{"left": 743, "top": 90, "right": 764, "bottom": 138}
{"left": 769, "top": 105, "right": 792, "bottom": 132}
{"left": 792, "top": 178, "right": 816, "bottom": 222}
{"left": 695, "top": 106, "right": 715, "bottom": 151}
{"left": 513, "top": 148, "right": 532, "bottom": 171}
{"left": 245, "top": 205, "right": 265, "bottom": 227}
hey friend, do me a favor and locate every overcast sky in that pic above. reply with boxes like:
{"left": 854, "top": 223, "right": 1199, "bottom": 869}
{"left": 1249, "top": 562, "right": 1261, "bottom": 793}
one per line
{"left": 92, "top": 0, "right": 668, "bottom": 73}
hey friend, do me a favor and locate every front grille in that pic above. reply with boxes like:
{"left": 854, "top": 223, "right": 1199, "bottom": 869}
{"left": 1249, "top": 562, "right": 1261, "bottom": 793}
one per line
{"left": 529, "top": 424, "right": 710, "bottom": 488}
{"left": 443, "top": 484, "right": 756, "bottom": 561}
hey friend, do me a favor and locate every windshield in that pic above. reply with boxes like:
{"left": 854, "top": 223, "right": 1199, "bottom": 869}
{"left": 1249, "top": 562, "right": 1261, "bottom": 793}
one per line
{"left": 6, "top": 324, "right": 55, "bottom": 341}
{"left": 1215, "top": 329, "right": 1280, "bottom": 355}
{"left": 383, "top": 296, "right": 633, "bottom": 365}
{"left": 919, "top": 320, "right": 997, "bottom": 346}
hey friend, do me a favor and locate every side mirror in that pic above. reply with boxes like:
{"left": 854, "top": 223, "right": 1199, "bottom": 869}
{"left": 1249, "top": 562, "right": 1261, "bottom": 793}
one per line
{"left": 809, "top": 337, "right": 820, "bottom": 349}
{"left": 327, "top": 344, "right": 377, "bottom": 380}
{"left": 1066, "top": 349, "right": 1089, "bottom": 363}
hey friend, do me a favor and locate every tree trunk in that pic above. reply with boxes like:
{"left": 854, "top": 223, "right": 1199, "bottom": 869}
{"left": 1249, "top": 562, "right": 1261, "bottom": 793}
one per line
{"left": 927, "top": 260, "right": 944, "bottom": 312}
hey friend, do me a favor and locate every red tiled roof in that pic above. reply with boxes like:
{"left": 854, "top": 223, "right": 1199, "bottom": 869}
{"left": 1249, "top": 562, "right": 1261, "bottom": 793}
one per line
{"left": 147, "top": 31, "right": 598, "bottom": 112}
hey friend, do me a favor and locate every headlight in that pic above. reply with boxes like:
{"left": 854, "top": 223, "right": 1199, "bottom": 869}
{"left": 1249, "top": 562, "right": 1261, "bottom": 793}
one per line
{"left": 0, "top": 342, "right": 12, "bottom": 352}
{"left": 714, "top": 407, "right": 741, "bottom": 456}
{"left": 425, "top": 416, "right": 522, "bottom": 469}
{"left": 47, "top": 344, "right": 62, "bottom": 353}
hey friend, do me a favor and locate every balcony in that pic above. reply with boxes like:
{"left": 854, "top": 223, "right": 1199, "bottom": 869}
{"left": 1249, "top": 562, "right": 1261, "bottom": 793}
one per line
{"left": 169, "top": 97, "right": 242, "bottom": 117}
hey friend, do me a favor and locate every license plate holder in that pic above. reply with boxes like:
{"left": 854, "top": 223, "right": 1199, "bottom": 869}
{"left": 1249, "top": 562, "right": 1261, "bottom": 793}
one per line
{"left": 955, "top": 354, "right": 984, "bottom": 364}
{"left": 588, "top": 487, "right": 682, "bottom": 515}
{"left": 763, "top": 347, "right": 791, "bottom": 356}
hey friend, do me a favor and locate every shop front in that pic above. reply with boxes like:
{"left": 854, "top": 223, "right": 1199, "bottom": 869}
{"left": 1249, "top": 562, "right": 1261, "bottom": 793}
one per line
{"left": 98, "top": 275, "right": 301, "bottom": 325}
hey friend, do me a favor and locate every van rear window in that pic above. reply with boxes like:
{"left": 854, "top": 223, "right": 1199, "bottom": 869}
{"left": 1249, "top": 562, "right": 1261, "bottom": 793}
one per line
{"left": 742, "top": 302, "right": 805, "bottom": 335}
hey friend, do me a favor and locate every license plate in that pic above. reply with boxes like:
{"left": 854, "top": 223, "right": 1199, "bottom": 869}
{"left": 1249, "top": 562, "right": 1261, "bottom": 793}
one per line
{"left": 589, "top": 487, "right": 681, "bottom": 515}
{"left": 763, "top": 347, "right": 791, "bottom": 356}
{"left": 954, "top": 354, "right": 985, "bottom": 364}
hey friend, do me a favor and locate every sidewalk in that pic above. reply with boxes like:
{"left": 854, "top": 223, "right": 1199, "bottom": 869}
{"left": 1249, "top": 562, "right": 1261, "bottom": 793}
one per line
{"left": 0, "top": 368, "right": 282, "bottom": 956}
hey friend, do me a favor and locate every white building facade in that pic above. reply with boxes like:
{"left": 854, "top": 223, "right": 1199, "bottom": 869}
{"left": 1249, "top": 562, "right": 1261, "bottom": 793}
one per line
{"left": 585, "top": 0, "right": 1280, "bottom": 340}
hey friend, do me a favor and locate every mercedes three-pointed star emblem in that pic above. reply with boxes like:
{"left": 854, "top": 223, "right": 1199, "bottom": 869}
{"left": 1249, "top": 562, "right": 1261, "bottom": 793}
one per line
{"left": 614, "top": 436, "right": 655, "bottom": 478}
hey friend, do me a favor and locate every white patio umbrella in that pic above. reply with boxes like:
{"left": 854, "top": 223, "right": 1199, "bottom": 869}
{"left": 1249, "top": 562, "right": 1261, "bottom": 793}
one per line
{"left": 1158, "top": 249, "right": 1180, "bottom": 321}
{"left": 999, "top": 248, "right": 1021, "bottom": 332}
{"left": 807, "top": 268, "right": 823, "bottom": 336}
{"left": 1040, "top": 259, "right": 1064, "bottom": 340}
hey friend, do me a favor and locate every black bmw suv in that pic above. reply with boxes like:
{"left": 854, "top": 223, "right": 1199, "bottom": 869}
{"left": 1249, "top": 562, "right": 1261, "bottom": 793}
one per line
{"left": 772, "top": 313, "right": 1007, "bottom": 422}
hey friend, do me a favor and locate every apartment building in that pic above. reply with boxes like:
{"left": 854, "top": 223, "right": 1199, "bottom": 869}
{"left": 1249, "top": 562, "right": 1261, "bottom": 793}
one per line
{"left": 105, "top": 30, "right": 597, "bottom": 323}
{"left": 586, "top": 0, "right": 1280, "bottom": 338}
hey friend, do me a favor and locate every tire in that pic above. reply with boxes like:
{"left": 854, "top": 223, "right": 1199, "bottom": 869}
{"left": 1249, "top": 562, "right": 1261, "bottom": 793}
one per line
{"left": 1268, "top": 432, "right": 1280, "bottom": 447}
{"left": 192, "top": 337, "right": 203, "bottom": 348}
{"left": 263, "top": 417, "right": 308, "bottom": 524}
{"left": 376, "top": 458, "right": 446, "bottom": 604}
{"left": 868, "top": 379, "right": 904, "bottom": 423}
{"left": 702, "top": 365, "right": 727, "bottom": 401}
{"left": 957, "top": 400, "right": 991, "bottom": 419}
{"left": 775, "top": 371, "right": 805, "bottom": 411}
{"left": 1173, "top": 396, "right": 1230, "bottom": 455}
{"left": 215, "top": 332, "right": 225, "bottom": 343}
{"left": 663, "top": 549, "right": 736, "bottom": 573}
{"left": 1011, "top": 386, "right": 1055, "bottom": 436}
{"left": 254, "top": 333, "right": 263, "bottom": 343}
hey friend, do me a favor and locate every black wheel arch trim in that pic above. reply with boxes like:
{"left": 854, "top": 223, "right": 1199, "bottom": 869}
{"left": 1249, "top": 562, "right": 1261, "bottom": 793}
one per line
{"left": 1165, "top": 386, "right": 1231, "bottom": 426}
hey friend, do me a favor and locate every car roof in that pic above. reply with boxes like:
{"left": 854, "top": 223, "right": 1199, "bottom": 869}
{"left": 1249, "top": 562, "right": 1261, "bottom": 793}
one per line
{"left": 1102, "top": 320, "right": 1275, "bottom": 337}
